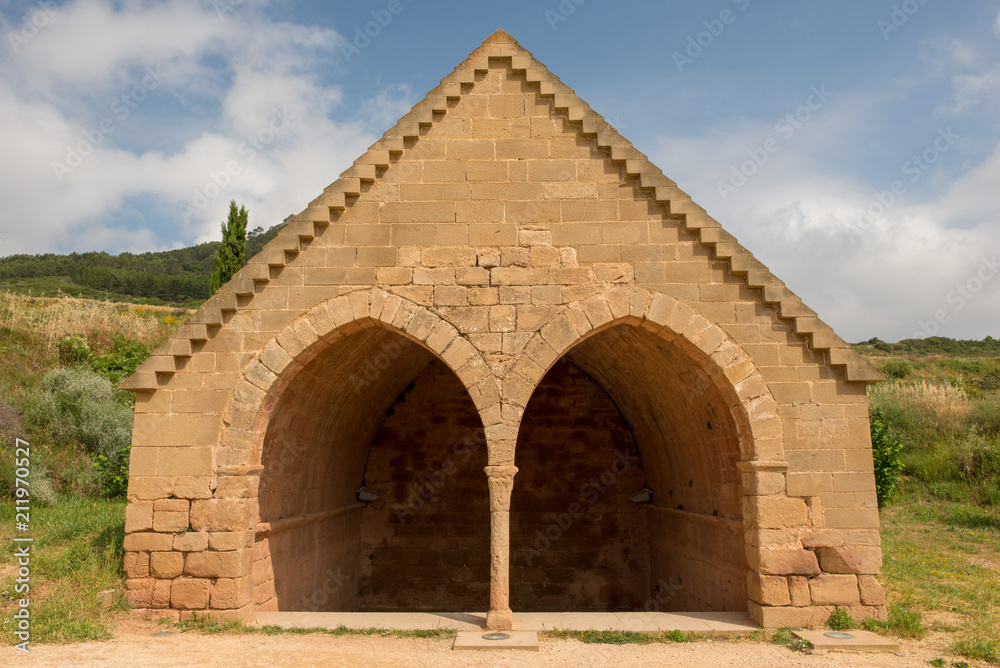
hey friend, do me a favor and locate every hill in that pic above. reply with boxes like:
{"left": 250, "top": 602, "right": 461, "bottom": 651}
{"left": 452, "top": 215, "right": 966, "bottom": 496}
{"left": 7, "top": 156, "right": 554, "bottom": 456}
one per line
{"left": 0, "top": 224, "right": 285, "bottom": 308}
{"left": 853, "top": 336, "right": 1000, "bottom": 358}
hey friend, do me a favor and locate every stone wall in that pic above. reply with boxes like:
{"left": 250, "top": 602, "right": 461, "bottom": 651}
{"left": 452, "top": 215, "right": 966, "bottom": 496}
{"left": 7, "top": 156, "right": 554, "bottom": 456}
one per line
{"left": 510, "top": 358, "right": 649, "bottom": 611}
{"left": 358, "top": 361, "right": 490, "bottom": 611}
{"left": 122, "top": 32, "right": 886, "bottom": 627}
{"left": 253, "top": 507, "right": 361, "bottom": 611}
{"left": 648, "top": 506, "right": 746, "bottom": 612}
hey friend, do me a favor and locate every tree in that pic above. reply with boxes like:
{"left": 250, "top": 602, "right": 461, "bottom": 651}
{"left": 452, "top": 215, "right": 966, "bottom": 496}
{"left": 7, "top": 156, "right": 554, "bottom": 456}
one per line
{"left": 209, "top": 201, "right": 248, "bottom": 296}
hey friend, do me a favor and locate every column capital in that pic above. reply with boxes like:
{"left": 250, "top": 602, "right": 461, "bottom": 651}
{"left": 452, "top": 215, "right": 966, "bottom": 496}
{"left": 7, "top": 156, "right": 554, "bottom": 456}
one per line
{"left": 484, "top": 465, "right": 518, "bottom": 480}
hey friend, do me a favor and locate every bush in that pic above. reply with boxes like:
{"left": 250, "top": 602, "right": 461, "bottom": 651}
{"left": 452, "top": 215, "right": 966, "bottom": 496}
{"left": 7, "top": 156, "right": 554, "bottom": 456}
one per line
{"left": 89, "top": 334, "right": 151, "bottom": 386}
{"left": 93, "top": 447, "right": 130, "bottom": 498}
{"left": 879, "top": 359, "right": 913, "bottom": 380}
{"left": 827, "top": 607, "right": 854, "bottom": 630}
{"left": 56, "top": 334, "right": 93, "bottom": 366}
{"left": 870, "top": 409, "right": 904, "bottom": 507}
{"left": 22, "top": 368, "right": 132, "bottom": 497}
{"left": 970, "top": 394, "right": 1000, "bottom": 435}
{"left": 956, "top": 428, "right": 1000, "bottom": 483}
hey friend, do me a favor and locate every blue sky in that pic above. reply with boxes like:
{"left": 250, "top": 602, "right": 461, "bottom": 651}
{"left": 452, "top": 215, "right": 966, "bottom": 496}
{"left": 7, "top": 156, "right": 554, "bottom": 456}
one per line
{"left": 1, "top": 0, "right": 998, "bottom": 342}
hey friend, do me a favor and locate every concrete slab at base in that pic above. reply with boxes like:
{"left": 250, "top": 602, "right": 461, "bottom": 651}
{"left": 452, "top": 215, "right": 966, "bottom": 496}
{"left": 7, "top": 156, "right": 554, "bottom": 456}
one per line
{"left": 453, "top": 631, "right": 540, "bottom": 651}
{"left": 255, "top": 611, "right": 485, "bottom": 631}
{"left": 253, "top": 611, "right": 757, "bottom": 635}
{"left": 794, "top": 630, "right": 900, "bottom": 652}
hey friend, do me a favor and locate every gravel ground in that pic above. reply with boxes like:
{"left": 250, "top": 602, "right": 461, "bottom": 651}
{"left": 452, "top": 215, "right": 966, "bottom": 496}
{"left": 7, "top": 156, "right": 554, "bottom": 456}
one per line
{"left": 0, "top": 616, "right": 988, "bottom": 667}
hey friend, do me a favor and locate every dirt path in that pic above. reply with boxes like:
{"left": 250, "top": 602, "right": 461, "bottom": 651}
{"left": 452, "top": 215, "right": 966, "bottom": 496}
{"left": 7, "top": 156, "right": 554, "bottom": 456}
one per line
{"left": 0, "top": 617, "right": 987, "bottom": 667}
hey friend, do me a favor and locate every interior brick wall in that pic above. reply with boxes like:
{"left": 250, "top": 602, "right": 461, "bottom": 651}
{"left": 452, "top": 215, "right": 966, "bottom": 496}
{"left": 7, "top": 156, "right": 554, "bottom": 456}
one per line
{"left": 511, "top": 358, "right": 650, "bottom": 611}
{"left": 358, "top": 361, "right": 490, "bottom": 611}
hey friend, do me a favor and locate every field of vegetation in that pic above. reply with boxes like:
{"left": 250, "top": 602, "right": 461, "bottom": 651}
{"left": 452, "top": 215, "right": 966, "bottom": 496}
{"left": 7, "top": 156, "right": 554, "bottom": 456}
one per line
{"left": 0, "top": 224, "right": 282, "bottom": 308}
{"left": 0, "top": 293, "right": 997, "bottom": 663}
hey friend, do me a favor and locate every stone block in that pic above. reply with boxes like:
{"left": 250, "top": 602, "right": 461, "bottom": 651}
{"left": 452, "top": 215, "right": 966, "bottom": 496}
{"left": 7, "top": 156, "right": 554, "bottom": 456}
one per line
{"left": 124, "top": 551, "right": 150, "bottom": 579}
{"left": 171, "top": 578, "right": 212, "bottom": 610}
{"left": 172, "top": 476, "right": 214, "bottom": 500}
{"left": 858, "top": 575, "right": 886, "bottom": 606}
{"left": 152, "top": 507, "right": 189, "bottom": 533}
{"left": 190, "top": 499, "right": 256, "bottom": 532}
{"left": 747, "top": 571, "right": 791, "bottom": 606}
{"left": 174, "top": 532, "right": 210, "bottom": 552}
{"left": 150, "top": 551, "right": 184, "bottom": 578}
{"left": 759, "top": 548, "right": 821, "bottom": 576}
{"left": 809, "top": 574, "right": 860, "bottom": 606}
{"left": 124, "top": 532, "right": 174, "bottom": 552}
{"left": 125, "top": 502, "right": 153, "bottom": 533}
{"left": 211, "top": 576, "right": 254, "bottom": 609}
{"left": 745, "top": 496, "right": 809, "bottom": 529}
{"left": 788, "top": 575, "right": 811, "bottom": 607}
{"left": 817, "top": 546, "right": 882, "bottom": 575}
{"left": 184, "top": 550, "right": 251, "bottom": 578}
{"left": 208, "top": 531, "right": 254, "bottom": 551}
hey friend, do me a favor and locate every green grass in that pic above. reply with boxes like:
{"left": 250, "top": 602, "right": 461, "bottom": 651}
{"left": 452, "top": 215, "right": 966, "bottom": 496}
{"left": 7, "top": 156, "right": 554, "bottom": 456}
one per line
{"left": 862, "top": 602, "right": 927, "bottom": 638}
{"left": 879, "top": 482, "right": 1000, "bottom": 659}
{"left": 175, "top": 614, "right": 455, "bottom": 639}
{"left": 544, "top": 629, "right": 692, "bottom": 644}
{"left": 0, "top": 497, "right": 127, "bottom": 643}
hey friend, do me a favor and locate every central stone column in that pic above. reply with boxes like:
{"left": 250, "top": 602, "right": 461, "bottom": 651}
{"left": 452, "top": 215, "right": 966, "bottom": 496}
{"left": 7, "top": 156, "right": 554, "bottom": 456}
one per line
{"left": 484, "top": 465, "right": 517, "bottom": 630}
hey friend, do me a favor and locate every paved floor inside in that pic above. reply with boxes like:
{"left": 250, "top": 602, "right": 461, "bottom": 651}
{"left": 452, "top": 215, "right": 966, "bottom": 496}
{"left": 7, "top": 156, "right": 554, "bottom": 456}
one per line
{"left": 254, "top": 611, "right": 758, "bottom": 635}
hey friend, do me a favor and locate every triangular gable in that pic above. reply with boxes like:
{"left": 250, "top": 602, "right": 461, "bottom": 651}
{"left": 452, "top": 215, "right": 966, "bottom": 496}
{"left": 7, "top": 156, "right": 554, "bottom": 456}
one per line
{"left": 124, "top": 30, "right": 880, "bottom": 391}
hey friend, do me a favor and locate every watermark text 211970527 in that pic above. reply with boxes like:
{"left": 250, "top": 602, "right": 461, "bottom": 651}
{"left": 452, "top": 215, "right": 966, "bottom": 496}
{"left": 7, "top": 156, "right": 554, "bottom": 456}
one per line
{"left": 12, "top": 438, "right": 34, "bottom": 653}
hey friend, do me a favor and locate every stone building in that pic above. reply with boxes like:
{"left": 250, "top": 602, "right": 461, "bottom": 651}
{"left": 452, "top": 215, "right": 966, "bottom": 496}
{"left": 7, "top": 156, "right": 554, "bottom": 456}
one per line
{"left": 122, "top": 30, "right": 886, "bottom": 630}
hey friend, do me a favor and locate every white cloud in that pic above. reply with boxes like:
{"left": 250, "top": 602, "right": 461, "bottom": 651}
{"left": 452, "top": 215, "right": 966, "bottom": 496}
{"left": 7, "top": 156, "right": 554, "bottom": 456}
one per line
{"left": 0, "top": 0, "right": 405, "bottom": 256}
{"left": 650, "top": 113, "right": 1000, "bottom": 342}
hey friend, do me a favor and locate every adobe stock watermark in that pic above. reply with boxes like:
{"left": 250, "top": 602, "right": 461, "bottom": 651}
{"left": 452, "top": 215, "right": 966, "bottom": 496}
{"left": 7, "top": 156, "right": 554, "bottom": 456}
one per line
{"left": 340, "top": 0, "right": 414, "bottom": 63}
{"left": 673, "top": 0, "right": 752, "bottom": 73}
{"left": 301, "top": 567, "right": 353, "bottom": 611}
{"left": 212, "top": 0, "right": 246, "bottom": 21}
{"left": 348, "top": 337, "right": 417, "bottom": 394}
{"left": 6, "top": 2, "right": 57, "bottom": 55}
{"left": 12, "top": 438, "right": 33, "bottom": 653}
{"left": 716, "top": 85, "right": 834, "bottom": 202}
{"left": 848, "top": 126, "right": 960, "bottom": 242}
{"left": 51, "top": 65, "right": 166, "bottom": 182}
{"left": 179, "top": 107, "right": 293, "bottom": 225}
{"left": 544, "top": 0, "right": 588, "bottom": 31}
{"left": 911, "top": 255, "right": 999, "bottom": 339}
{"left": 635, "top": 577, "right": 684, "bottom": 612}
{"left": 877, "top": 0, "right": 933, "bottom": 41}
{"left": 516, "top": 448, "right": 641, "bottom": 566}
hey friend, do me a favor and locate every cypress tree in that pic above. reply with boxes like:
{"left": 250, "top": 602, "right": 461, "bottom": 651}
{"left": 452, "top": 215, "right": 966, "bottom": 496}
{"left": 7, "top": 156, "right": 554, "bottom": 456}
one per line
{"left": 209, "top": 201, "right": 248, "bottom": 296}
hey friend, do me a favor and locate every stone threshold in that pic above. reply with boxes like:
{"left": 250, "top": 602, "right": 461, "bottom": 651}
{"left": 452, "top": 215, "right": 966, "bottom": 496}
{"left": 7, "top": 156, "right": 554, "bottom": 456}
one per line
{"left": 254, "top": 611, "right": 758, "bottom": 635}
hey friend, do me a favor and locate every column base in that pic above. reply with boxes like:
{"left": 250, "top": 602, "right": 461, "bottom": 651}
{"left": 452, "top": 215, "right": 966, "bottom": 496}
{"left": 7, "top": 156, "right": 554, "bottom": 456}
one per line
{"left": 486, "top": 608, "right": 513, "bottom": 630}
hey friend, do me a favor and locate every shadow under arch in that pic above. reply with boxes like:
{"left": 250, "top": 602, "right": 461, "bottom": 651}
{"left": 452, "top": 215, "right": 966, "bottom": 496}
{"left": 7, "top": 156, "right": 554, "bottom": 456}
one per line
{"left": 232, "top": 291, "right": 490, "bottom": 613}
{"left": 509, "top": 288, "right": 783, "bottom": 613}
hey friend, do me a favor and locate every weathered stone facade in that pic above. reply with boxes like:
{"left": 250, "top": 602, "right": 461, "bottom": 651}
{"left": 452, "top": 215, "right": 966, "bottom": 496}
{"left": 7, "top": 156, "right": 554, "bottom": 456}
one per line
{"left": 122, "top": 30, "right": 886, "bottom": 629}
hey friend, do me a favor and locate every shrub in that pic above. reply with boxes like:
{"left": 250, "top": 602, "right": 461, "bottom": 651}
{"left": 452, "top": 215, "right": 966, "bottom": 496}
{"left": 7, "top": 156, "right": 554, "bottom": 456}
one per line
{"left": 827, "top": 607, "right": 854, "bottom": 631}
{"left": 93, "top": 447, "right": 130, "bottom": 498}
{"left": 975, "top": 373, "right": 1000, "bottom": 392}
{"left": 89, "top": 334, "right": 151, "bottom": 386}
{"left": 956, "top": 428, "right": 1000, "bottom": 483}
{"left": 879, "top": 359, "right": 913, "bottom": 380}
{"left": 29, "top": 461, "right": 58, "bottom": 507}
{"left": 22, "top": 368, "right": 132, "bottom": 497}
{"left": 56, "top": 334, "right": 93, "bottom": 366}
{"left": 870, "top": 409, "right": 904, "bottom": 507}
{"left": 970, "top": 394, "right": 1000, "bottom": 435}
